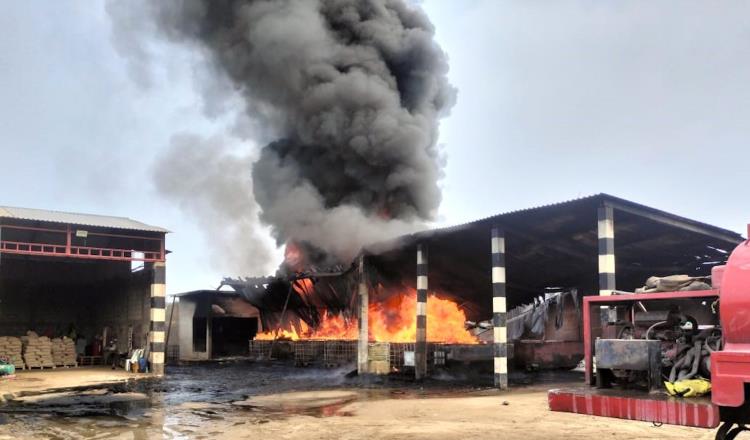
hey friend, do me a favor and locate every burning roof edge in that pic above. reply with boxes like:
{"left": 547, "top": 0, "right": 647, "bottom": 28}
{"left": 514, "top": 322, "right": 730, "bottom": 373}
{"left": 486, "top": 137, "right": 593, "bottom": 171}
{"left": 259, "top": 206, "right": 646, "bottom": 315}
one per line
{"left": 173, "top": 289, "right": 240, "bottom": 299}
{"left": 364, "top": 193, "right": 744, "bottom": 254}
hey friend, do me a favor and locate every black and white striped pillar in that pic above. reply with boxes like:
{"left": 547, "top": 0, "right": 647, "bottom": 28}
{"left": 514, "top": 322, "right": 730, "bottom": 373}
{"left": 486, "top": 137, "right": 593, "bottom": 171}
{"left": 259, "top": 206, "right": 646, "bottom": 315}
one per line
{"left": 357, "top": 254, "right": 369, "bottom": 375}
{"left": 149, "top": 261, "right": 166, "bottom": 375}
{"left": 597, "top": 206, "right": 616, "bottom": 296}
{"left": 415, "top": 244, "right": 428, "bottom": 380}
{"left": 491, "top": 227, "right": 508, "bottom": 389}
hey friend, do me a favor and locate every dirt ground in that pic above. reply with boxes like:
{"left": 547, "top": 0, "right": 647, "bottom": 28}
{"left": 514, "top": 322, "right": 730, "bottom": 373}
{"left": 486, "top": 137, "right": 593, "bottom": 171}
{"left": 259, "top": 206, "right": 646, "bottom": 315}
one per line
{"left": 1, "top": 366, "right": 150, "bottom": 399}
{"left": 0, "top": 362, "right": 719, "bottom": 439}
{"left": 214, "top": 388, "right": 715, "bottom": 440}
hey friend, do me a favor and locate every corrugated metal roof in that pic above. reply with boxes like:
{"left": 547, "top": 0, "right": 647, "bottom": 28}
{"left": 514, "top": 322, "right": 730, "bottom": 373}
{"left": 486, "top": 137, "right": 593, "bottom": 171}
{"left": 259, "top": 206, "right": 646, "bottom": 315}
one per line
{"left": 407, "top": 193, "right": 743, "bottom": 243}
{"left": 364, "top": 193, "right": 743, "bottom": 311}
{"left": 0, "top": 206, "right": 169, "bottom": 233}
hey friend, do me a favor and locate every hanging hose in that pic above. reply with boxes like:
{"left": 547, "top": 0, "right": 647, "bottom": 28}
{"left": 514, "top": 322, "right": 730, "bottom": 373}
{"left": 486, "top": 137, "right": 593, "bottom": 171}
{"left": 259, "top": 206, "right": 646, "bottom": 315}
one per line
{"left": 670, "top": 351, "right": 691, "bottom": 383}
{"left": 645, "top": 321, "right": 668, "bottom": 340}
{"left": 680, "top": 341, "right": 704, "bottom": 381}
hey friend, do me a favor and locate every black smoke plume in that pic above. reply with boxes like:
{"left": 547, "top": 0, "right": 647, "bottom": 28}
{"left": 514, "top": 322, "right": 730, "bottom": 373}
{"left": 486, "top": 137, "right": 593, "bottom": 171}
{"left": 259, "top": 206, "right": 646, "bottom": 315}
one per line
{"left": 109, "top": 0, "right": 456, "bottom": 270}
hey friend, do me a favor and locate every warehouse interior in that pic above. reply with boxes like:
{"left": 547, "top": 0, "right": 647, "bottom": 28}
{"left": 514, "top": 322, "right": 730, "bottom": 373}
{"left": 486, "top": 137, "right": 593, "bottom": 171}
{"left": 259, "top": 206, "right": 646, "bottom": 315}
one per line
{"left": 0, "top": 255, "right": 152, "bottom": 353}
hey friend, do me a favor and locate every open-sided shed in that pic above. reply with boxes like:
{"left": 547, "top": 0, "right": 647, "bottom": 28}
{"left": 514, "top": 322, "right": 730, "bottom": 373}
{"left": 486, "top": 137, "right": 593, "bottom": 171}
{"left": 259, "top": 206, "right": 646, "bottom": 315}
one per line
{"left": 0, "top": 206, "right": 169, "bottom": 374}
{"left": 364, "top": 194, "right": 743, "bottom": 387}
{"left": 368, "top": 194, "right": 742, "bottom": 311}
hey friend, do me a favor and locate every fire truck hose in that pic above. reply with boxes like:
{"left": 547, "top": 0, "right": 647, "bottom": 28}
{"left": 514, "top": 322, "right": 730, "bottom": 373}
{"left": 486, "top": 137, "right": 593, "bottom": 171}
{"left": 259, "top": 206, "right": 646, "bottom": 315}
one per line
{"left": 669, "top": 341, "right": 703, "bottom": 382}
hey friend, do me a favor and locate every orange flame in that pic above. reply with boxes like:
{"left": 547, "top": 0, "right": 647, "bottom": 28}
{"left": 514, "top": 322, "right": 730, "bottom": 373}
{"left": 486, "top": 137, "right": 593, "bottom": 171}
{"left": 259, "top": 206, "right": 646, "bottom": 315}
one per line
{"left": 284, "top": 241, "right": 304, "bottom": 271}
{"left": 255, "top": 287, "right": 477, "bottom": 344}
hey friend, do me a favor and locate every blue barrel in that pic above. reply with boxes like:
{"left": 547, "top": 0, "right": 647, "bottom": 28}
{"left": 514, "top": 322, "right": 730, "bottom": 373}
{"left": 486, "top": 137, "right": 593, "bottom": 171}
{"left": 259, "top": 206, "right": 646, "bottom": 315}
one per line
{"left": 0, "top": 363, "right": 15, "bottom": 376}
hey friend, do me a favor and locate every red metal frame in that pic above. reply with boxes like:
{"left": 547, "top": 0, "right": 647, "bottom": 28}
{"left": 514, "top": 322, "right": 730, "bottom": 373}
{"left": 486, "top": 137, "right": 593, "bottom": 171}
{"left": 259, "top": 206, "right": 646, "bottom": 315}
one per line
{"left": 0, "top": 224, "right": 165, "bottom": 262}
{"left": 549, "top": 388, "right": 720, "bottom": 428}
{"left": 582, "top": 289, "right": 720, "bottom": 385}
{"left": 551, "top": 290, "right": 722, "bottom": 429}
{"left": 550, "top": 226, "right": 750, "bottom": 433}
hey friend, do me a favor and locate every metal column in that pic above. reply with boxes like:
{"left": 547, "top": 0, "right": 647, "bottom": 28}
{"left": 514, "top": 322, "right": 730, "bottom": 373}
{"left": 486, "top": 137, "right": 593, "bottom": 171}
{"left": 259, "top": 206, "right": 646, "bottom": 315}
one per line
{"left": 415, "top": 244, "right": 428, "bottom": 380}
{"left": 491, "top": 227, "right": 508, "bottom": 389}
{"left": 357, "top": 254, "right": 369, "bottom": 375}
{"left": 598, "top": 205, "right": 616, "bottom": 296}
{"left": 149, "top": 261, "right": 166, "bottom": 375}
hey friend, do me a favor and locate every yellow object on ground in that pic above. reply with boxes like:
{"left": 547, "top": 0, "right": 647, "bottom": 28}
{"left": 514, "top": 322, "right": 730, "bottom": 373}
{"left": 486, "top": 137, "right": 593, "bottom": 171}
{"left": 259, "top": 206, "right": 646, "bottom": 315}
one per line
{"left": 664, "top": 378, "right": 711, "bottom": 397}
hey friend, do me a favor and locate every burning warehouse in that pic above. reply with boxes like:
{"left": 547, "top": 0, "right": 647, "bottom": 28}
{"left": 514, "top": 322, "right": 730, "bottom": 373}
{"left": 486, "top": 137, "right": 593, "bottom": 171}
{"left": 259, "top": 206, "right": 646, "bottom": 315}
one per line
{"left": 119, "top": 5, "right": 737, "bottom": 386}
{"left": 96, "top": 0, "right": 748, "bottom": 414}
{"left": 221, "top": 194, "right": 743, "bottom": 387}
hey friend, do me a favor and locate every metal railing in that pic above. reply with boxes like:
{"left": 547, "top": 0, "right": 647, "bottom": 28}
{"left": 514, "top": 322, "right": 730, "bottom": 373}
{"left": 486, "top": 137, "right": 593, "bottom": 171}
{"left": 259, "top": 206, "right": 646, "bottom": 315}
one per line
{"left": 0, "top": 224, "right": 165, "bottom": 262}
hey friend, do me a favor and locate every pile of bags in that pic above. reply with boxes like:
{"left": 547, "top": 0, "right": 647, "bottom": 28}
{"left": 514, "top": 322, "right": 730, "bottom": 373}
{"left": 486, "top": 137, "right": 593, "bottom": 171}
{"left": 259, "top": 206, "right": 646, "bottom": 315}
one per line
{"left": 21, "top": 331, "right": 55, "bottom": 369}
{"left": 51, "top": 337, "right": 77, "bottom": 366}
{"left": 0, "top": 336, "right": 25, "bottom": 370}
{"left": 636, "top": 275, "right": 711, "bottom": 293}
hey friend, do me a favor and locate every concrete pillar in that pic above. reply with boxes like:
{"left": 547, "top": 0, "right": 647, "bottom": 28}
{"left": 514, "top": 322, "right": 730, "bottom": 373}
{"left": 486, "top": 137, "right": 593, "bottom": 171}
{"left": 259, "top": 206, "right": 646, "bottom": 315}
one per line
{"left": 415, "top": 244, "right": 428, "bottom": 380}
{"left": 598, "top": 206, "right": 616, "bottom": 296}
{"left": 357, "top": 254, "right": 369, "bottom": 375}
{"left": 491, "top": 227, "right": 508, "bottom": 389}
{"left": 149, "top": 261, "right": 166, "bottom": 375}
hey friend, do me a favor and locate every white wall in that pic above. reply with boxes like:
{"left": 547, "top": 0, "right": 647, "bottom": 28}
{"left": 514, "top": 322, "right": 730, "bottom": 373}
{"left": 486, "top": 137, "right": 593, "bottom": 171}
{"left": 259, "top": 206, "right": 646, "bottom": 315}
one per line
{"left": 177, "top": 297, "right": 209, "bottom": 361}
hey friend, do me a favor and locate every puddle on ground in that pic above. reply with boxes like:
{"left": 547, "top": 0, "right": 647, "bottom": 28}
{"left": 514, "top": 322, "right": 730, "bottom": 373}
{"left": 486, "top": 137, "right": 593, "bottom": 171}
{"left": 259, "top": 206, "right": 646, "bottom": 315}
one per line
{"left": 109, "top": 396, "right": 151, "bottom": 419}
{"left": 0, "top": 360, "right": 489, "bottom": 438}
{"left": 233, "top": 390, "right": 360, "bottom": 418}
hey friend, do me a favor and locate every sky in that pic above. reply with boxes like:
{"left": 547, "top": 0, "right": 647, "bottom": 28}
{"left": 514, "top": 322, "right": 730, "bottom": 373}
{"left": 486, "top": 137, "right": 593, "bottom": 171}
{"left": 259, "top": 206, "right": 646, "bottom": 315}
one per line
{"left": 1, "top": 1, "right": 748, "bottom": 294}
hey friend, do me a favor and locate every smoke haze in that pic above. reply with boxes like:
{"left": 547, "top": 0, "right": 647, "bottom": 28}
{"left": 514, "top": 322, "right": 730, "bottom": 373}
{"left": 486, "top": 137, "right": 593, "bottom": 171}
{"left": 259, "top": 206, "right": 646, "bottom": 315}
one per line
{"left": 153, "top": 134, "right": 278, "bottom": 275}
{"left": 108, "top": 0, "right": 455, "bottom": 269}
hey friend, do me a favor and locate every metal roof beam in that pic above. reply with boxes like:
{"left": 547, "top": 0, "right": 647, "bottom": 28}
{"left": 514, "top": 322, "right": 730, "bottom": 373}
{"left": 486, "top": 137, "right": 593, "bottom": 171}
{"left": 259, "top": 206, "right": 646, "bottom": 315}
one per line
{"left": 606, "top": 201, "right": 742, "bottom": 245}
{"left": 504, "top": 226, "right": 593, "bottom": 261}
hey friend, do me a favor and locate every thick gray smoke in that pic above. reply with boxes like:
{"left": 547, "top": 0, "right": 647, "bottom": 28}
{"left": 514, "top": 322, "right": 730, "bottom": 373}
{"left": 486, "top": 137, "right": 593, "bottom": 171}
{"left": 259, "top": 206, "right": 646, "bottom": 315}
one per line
{"left": 110, "top": 0, "right": 456, "bottom": 266}
{"left": 154, "top": 134, "right": 277, "bottom": 275}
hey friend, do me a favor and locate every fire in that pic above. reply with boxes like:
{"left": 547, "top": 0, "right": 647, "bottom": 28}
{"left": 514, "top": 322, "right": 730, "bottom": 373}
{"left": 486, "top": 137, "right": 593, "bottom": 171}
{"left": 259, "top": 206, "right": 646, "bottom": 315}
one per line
{"left": 255, "top": 287, "right": 478, "bottom": 344}
{"left": 256, "top": 328, "right": 301, "bottom": 341}
{"left": 369, "top": 290, "right": 477, "bottom": 343}
{"left": 255, "top": 311, "right": 356, "bottom": 341}
{"left": 293, "top": 278, "right": 314, "bottom": 296}
{"left": 284, "top": 241, "right": 304, "bottom": 271}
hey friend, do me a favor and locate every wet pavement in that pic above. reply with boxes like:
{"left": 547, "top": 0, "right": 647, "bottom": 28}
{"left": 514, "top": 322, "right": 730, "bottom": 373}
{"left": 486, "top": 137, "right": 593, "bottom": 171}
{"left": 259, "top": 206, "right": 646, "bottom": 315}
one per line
{"left": 0, "top": 360, "right": 490, "bottom": 439}
{"left": 0, "top": 365, "right": 699, "bottom": 440}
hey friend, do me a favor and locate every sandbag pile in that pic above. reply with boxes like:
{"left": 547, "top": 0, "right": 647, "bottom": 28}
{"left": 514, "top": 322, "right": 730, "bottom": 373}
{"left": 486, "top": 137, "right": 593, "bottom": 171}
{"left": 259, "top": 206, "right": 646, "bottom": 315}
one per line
{"left": 635, "top": 275, "right": 712, "bottom": 293}
{"left": 21, "top": 332, "right": 55, "bottom": 369}
{"left": 51, "top": 337, "right": 77, "bottom": 367}
{"left": 0, "top": 336, "right": 25, "bottom": 370}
